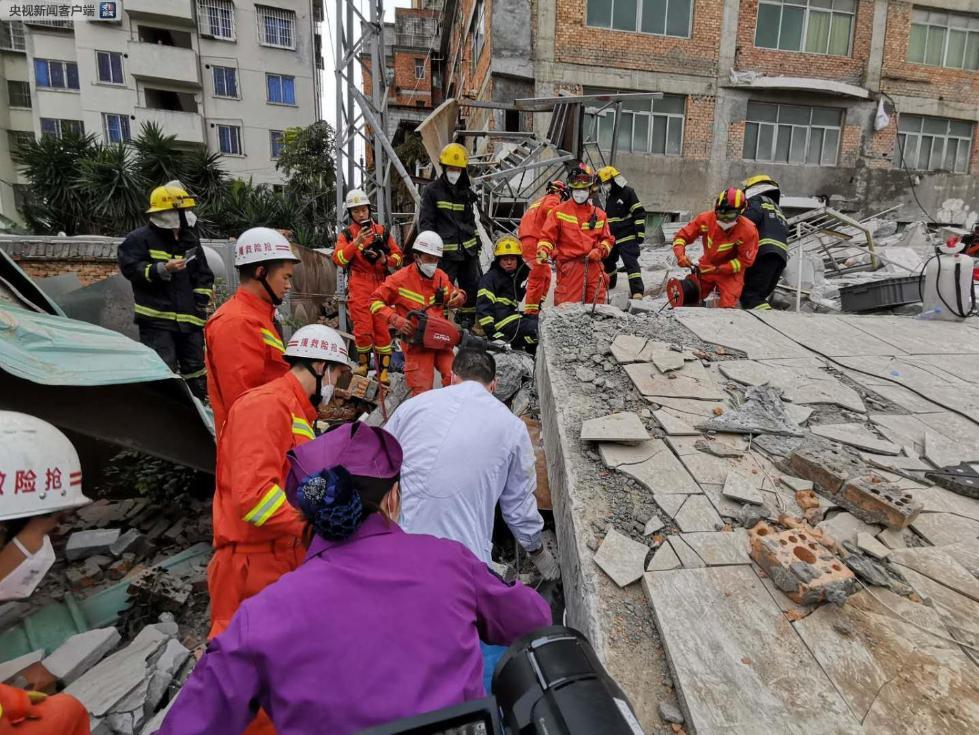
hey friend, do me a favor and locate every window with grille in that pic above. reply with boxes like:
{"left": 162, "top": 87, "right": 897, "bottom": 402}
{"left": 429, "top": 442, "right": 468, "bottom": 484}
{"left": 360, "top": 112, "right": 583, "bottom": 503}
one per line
{"left": 213, "top": 66, "right": 238, "bottom": 97}
{"left": 257, "top": 6, "right": 296, "bottom": 49}
{"left": 198, "top": 0, "right": 236, "bottom": 40}
{"left": 270, "top": 130, "right": 284, "bottom": 158}
{"left": 40, "top": 118, "right": 85, "bottom": 139}
{"left": 585, "top": 90, "right": 686, "bottom": 156}
{"left": 0, "top": 21, "right": 26, "bottom": 51}
{"left": 7, "top": 81, "right": 31, "bottom": 108}
{"left": 7, "top": 130, "right": 34, "bottom": 151}
{"left": 908, "top": 8, "right": 979, "bottom": 70}
{"left": 471, "top": 0, "right": 485, "bottom": 71}
{"left": 898, "top": 115, "right": 973, "bottom": 173}
{"left": 742, "top": 102, "right": 843, "bottom": 166}
{"left": 586, "top": 0, "right": 692, "bottom": 39}
{"left": 96, "top": 51, "right": 124, "bottom": 84}
{"left": 218, "top": 124, "right": 243, "bottom": 154}
{"left": 755, "top": 0, "right": 855, "bottom": 56}
{"left": 103, "top": 113, "right": 131, "bottom": 144}
{"left": 266, "top": 73, "right": 296, "bottom": 104}
{"left": 34, "top": 59, "right": 80, "bottom": 90}
{"left": 415, "top": 59, "right": 425, "bottom": 79}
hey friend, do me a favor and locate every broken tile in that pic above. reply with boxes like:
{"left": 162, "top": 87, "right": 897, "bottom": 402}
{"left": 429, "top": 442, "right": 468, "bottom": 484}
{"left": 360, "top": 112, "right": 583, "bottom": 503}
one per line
{"left": 911, "top": 512, "right": 979, "bottom": 547}
{"left": 783, "top": 403, "right": 814, "bottom": 426}
{"left": 696, "top": 385, "right": 802, "bottom": 436}
{"left": 817, "top": 512, "right": 882, "bottom": 546}
{"left": 786, "top": 380, "right": 866, "bottom": 413}
{"left": 646, "top": 542, "right": 681, "bottom": 571}
{"left": 610, "top": 334, "right": 649, "bottom": 364}
{"left": 598, "top": 439, "right": 659, "bottom": 468}
{"left": 780, "top": 475, "right": 814, "bottom": 493}
{"left": 581, "top": 412, "right": 650, "bottom": 445}
{"left": 593, "top": 527, "right": 649, "bottom": 588}
{"left": 856, "top": 532, "right": 890, "bottom": 560}
{"left": 861, "top": 452, "right": 932, "bottom": 474}
{"left": 924, "top": 429, "right": 969, "bottom": 469}
{"left": 674, "top": 495, "right": 724, "bottom": 533}
{"left": 681, "top": 530, "right": 750, "bottom": 565}
{"left": 43, "top": 628, "right": 121, "bottom": 685}
{"left": 650, "top": 349, "right": 686, "bottom": 373}
{"left": 695, "top": 437, "right": 745, "bottom": 458}
{"left": 887, "top": 546, "right": 979, "bottom": 603}
{"left": 810, "top": 423, "right": 901, "bottom": 456}
{"left": 0, "top": 650, "right": 44, "bottom": 684}
{"left": 650, "top": 397, "right": 730, "bottom": 417}
{"left": 615, "top": 440, "right": 702, "bottom": 495}
{"left": 624, "top": 362, "right": 726, "bottom": 401}
{"left": 722, "top": 472, "right": 764, "bottom": 506}
{"left": 668, "top": 535, "right": 705, "bottom": 568}
{"left": 702, "top": 484, "right": 747, "bottom": 518}
{"left": 653, "top": 493, "right": 688, "bottom": 518}
{"left": 876, "top": 527, "right": 908, "bottom": 550}
{"left": 644, "top": 515, "right": 665, "bottom": 535}
{"left": 65, "top": 529, "right": 122, "bottom": 561}
{"left": 652, "top": 408, "right": 700, "bottom": 436}
{"left": 905, "top": 485, "right": 979, "bottom": 522}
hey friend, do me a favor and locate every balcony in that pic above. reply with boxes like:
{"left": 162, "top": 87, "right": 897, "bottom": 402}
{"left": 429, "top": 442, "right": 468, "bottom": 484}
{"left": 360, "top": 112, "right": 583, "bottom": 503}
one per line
{"left": 136, "top": 108, "right": 204, "bottom": 144}
{"left": 127, "top": 43, "right": 200, "bottom": 87}
{"left": 125, "top": 0, "right": 195, "bottom": 26}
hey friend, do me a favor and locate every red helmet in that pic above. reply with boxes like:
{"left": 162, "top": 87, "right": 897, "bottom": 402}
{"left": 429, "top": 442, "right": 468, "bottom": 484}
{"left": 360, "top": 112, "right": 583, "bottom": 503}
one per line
{"left": 568, "top": 163, "right": 595, "bottom": 190}
{"left": 714, "top": 187, "right": 746, "bottom": 222}
{"left": 546, "top": 180, "right": 567, "bottom": 195}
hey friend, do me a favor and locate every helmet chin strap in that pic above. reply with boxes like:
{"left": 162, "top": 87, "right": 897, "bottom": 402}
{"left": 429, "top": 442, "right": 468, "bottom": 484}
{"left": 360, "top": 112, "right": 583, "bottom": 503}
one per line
{"left": 304, "top": 363, "right": 323, "bottom": 407}
{"left": 258, "top": 267, "right": 283, "bottom": 306}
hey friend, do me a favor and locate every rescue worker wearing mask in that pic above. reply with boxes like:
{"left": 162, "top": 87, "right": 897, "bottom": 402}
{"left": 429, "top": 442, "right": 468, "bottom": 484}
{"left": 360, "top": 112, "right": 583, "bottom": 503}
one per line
{"left": 0, "top": 413, "right": 92, "bottom": 735}
{"left": 475, "top": 236, "right": 538, "bottom": 354}
{"left": 536, "top": 163, "right": 614, "bottom": 306}
{"left": 117, "top": 183, "right": 214, "bottom": 400}
{"left": 597, "top": 166, "right": 646, "bottom": 298}
{"left": 332, "top": 189, "right": 403, "bottom": 383}
{"left": 672, "top": 188, "right": 759, "bottom": 308}
{"left": 739, "top": 174, "right": 789, "bottom": 310}
{"left": 369, "top": 231, "right": 466, "bottom": 397}
{"left": 206, "top": 228, "right": 301, "bottom": 440}
{"left": 418, "top": 144, "right": 480, "bottom": 330}
{"left": 517, "top": 180, "right": 567, "bottom": 314}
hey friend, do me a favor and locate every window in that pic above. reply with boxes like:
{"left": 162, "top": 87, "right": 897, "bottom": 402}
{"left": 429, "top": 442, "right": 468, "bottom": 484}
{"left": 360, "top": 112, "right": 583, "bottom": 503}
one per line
{"left": 755, "top": 0, "right": 855, "bottom": 56}
{"left": 908, "top": 8, "right": 979, "bottom": 70}
{"left": 213, "top": 66, "right": 238, "bottom": 98}
{"left": 471, "top": 0, "right": 485, "bottom": 71}
{"left": 7, "top": 131, "right": 34, "bottom": 152}
{"left": 198, "top": 0, "right": 236, "bottom": 40}
{"left": 103, "top": 113, "right": 131, "bottom": 144}
{"left": 586, "top": 91, "right": 686, "bottom": 156}
{"left": 40, "top": 118, "right": 85, "bottom": 139}
{"left": 898, "top": 115, "right": 973, "bottom": 173}
{"left": 0, "top": 21, "right": 26, "bottom": 51}
{"left": 217, "top": 124, "right": 243, "bottom": 154}
{"left": 742, "top": 102, "right": 843, "bottom": 166}
{"left": 34, "top": 59, "right": 80, "bottom": 90}
{"left": 138, "top": 26, "right": 194, "bottom": 49}
{"left": 7, "top": 81, "right": 31, "bottom": 108}
{"left": 145, "top": 88, "right": 198, "bottom": 112}
{"left": 586, "top": 0, "right": 692, "bottom": 38}
{"left": 96, "top": 51, "right": 124, "bottom": 85}
{"left": 257, "top": 6, "right": 296, "bottom": 49}
{"left": 415, "top": 58, "right": 425, "bottom": 80}
{"left": 270, "top": 130, "right": 284, "bottom": 158}
{"left": 266, "top": 73, "right": 296, "bottom": 104}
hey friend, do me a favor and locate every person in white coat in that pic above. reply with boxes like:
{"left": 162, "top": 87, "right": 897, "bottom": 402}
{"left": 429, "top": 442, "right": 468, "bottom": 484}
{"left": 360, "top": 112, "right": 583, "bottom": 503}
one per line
{"left": 384, "top": 349, "right": 559, "bottom": 580}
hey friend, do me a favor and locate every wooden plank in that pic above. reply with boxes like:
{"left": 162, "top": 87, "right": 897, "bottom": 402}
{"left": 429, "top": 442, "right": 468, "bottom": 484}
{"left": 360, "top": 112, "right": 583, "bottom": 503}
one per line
{"left": 642, "top": 566, "right": 860, "bottom": 734}
{"left": 522, "top": 417, "right": 551, "bottom": 510}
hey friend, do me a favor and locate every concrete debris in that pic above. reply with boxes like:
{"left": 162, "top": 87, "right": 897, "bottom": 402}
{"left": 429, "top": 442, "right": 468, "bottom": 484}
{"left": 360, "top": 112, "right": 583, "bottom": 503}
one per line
{"left": 144, "top": 638, "right": 190, "bottom": 719}
{"left": 696, "top": 385, "right": 803, "bottom": 436}
{"left": 659, "top": 701, "right": 685, "bottom": 725}
{"left": 695, "top": 437, "right": 745, "bottom": 458}
{"left": 580, "top": 412, "right": 650, "bottom": 445}
{"left": 0, "top": 650, "right": 44, "bottom": 684}
{"left": 855, "top": 532, "right": 890, "bottom": 560}
{"left": 674, "top": 495, "right": 724, "bottom": 533}
{"left": 575, "top": 366, "right": 597, "bottom": 383}
{"left": 837, "top": 475, "right": 922, "bottom": 529}
{"left": 647, "top": 542, "right": 681, "bottom": 571}
{"left": 817, "top": 511, "right": 882, "bottom": 546}
{"left": 593, "top": 527, "right": 650, "bottom": 588}
{"left": 722, "top": 472, "right": 764, "bottom": 506}
{"left": 65, "top": 529, "right": 122, "bottom": 561}
{"left": 876, "top": 527, "right": 908, "bottom": 550}
{"left": 43, "top": 628, "right": 121, "bottom": 685}
{"left": 840, "top": 546, "right": 908, "bottom": 593}
{"left": 127, "top": 569, "right": 192, "bottom": 614}
{"left": 810, "top": 423, "right": 901, "bottom": 456}
{"left": 644, "top": 515, "right": 665, "bottom": 536}
{"left": 492, "top": 351, "right": 535, "bottom": 403}
{"left": 365, "top": 373, "right": 409, "bottom": 426}
{"left": 668, "top": 536, "right": 706, "bottom": 569}
{"left": 653, "top": 409, "right": 700, "bottom": 436}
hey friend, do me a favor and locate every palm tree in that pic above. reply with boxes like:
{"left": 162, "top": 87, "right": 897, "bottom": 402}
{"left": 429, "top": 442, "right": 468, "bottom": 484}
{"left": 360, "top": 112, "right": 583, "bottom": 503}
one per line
{"left": 132, "top": 122, "right": 185, "bottom": 186}
{"left": 76, "top": 143, "right": 147, "bottom": 234}
{"left": 13, "top": 132, "right": 97, "bottom": 234}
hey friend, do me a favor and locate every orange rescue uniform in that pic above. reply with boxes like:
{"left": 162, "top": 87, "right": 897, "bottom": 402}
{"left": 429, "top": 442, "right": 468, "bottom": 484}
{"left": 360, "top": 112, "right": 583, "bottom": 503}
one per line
{"left": 537, "top": 199, "right": 614, "bottom": 306}
{"left": 0, "top": 685, "right": 89, "bottom": 735}
{"left": 672, "top": 211, "right": 759, "bottom": 308}
{"left": 517, "top": 192, "right": 562, "bottom": 313}
{"left": 332, "top": 222, "right": 403, "bottom": 357}
{"left": 370, "top": 265, "right": 465, "bottom": 396}
{"left": 205, "top": 290, "right": 289, "bottom": 439}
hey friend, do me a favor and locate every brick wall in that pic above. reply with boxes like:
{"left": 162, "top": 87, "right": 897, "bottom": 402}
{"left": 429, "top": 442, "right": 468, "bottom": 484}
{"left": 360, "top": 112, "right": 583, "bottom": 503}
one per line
{"left": 392, "top": 50, "right": 433, "bottom": 107}
{"left": 735, "top": 0, "right": 875, "bottom": 85}
{"left": 14, "top": 259, "right": 117, "bottom": 285}
{"left": 684, "top": 95, "right": 716, "bottom": 160}
{"left": 553, "top": 0, "right": 720, "bottom": 77}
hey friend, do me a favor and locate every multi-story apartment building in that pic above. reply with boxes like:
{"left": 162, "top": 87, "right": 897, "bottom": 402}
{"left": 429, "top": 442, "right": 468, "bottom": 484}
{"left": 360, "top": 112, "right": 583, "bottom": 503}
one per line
{"left": 0, "top": 3, "right": 323, "bottom": 223}
{"left": 438, "top": 0, "right": 979, "bottom": 224}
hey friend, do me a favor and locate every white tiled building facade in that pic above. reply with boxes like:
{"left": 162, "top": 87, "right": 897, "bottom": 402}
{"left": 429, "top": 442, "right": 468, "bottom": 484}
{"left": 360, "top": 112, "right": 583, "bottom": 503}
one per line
{"left": 0, "top": 2, "right": 323, "bottom": 222}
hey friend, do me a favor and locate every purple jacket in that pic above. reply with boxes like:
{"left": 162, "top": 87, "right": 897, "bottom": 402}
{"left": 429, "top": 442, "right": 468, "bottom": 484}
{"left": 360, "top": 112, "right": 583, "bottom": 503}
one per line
{"left": 158, "top": 514, "right": 551, "bottom": 735}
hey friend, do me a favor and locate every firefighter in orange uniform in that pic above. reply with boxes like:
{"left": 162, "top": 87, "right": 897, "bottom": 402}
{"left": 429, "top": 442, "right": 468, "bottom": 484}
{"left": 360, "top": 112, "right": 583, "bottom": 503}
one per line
{"left": 672, "top": 188, "right": 759, "bottom": 308}
{"left": 517, "top": 180, "right": 567, "bottom": 315}
{"left": 536, "top": 164, "right": 613, "bottom": 306}
{"left": 205, "top": 228, "right": 301, "bottom": 439}
{"left": 369, "top": 231, "right": 466, "bottom": 397}
{"left": 0, "top": 685, "right": 89, "bottom": 734}
{"left": 332, "top": 189, "right": 403, "bottom": 384}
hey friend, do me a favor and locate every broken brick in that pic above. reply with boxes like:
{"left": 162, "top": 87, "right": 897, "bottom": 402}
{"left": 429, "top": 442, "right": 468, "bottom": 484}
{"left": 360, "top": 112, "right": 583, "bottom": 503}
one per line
{"left": 106, "top": 557, "right": 135, "bottom": 581}
{"left": 65, "top": 529, "right": 121, "bottom": 561}
{"left": 786, "top": 442, "right": 866, "bottom": 495}
{"left": 836, "top": 475, "right": 922, "bottom": 529}
{"left": 748, "top": 522, "right": 856, "bottom": 605}
{"left": 11, "top": 662, "right": 56, "bottom": 694}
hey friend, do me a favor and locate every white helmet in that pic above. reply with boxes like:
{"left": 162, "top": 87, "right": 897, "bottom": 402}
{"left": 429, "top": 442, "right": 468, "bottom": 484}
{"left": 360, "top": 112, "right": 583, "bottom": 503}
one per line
{"left": 344, "top": 189, "right": 370, "bottom": 210}
{"left": 413, "top": 230, "right": 444, "bottom": 258}
{"left": 285, "top": 325, "right": 352, "bottom": 365}
{"left": 0, "top": 412, "right": 91, "bottom": 522}
{"left": 234, "top": 227, "right": 302, "bottom": 267}
{"left": 939, "top": 236, "right": 966, "bottom": 255}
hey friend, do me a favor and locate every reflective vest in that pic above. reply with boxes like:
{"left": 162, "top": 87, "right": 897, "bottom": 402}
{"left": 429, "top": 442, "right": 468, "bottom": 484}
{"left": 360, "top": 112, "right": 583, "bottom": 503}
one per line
{"left": 672, "top": 211, "right": 760, "bottom": 276}
{"left": 332, "top": 221, "right": 403, "bottom": 281}
{"left": 537, "top": 199, "right": 614, "bottom": 262}
{"left": 418, "top": 172, "right": 478, "bottom": 260}
{"left": 369, "top": 263, "right": 464, "bottom": 323}
{"left": 743, "top": 195, "right": 789, "bottom": 262}
{"left": 604, "top": 183, "right": 646, "bottom": 248}
{"left": 518, "top": 192, "right": 563, "bottom": 241}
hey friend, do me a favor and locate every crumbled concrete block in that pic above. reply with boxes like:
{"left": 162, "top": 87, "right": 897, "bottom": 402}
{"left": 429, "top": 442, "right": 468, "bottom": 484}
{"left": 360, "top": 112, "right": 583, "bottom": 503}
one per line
{"left": 787, "top": 442, "right": 867, "bottom": 494}
{"left": 581, "top": 412, "right": 650, "bottom": 444}
{"left": 836, "top": 475, "right": 922, "bottom": 529}
{"left": 696, "top": 385, "right": 802, "bottom": 436}
{"left": 594, "top": 527, "right": 649, "bottom": 587}
{"left": 644, "top": 515, "right": 665, "bottom": 536}
{"left": 43, "top": 627, "right": 121, "bottom": 685}
{"left": 144, "top": 639, "right": 190, "bottom": 718}
{"left": 127, "top": 569, "right": 192, "bottom": 613}
{"left": 748, "top": 522, "right": 856, "bottom": 605}
{"left": 817, "top": 512, "right": 881, "bottom": 546}
{"left": 722, "top": 472, "right": 764, "bottom": 506}
{"left": 110, "top": 529, "right": 147, "bottom": 557}
{"left": 659, "top": 701, "right": 685, "bottom": 724}
{"left": 65, "top": 529, "right": 122, "bottom": 561}
{"left": 0, "top": 650, "right": 44, "bottom": 684}
{"left": 856, "top": 532, "right": 891, "bottom": 560}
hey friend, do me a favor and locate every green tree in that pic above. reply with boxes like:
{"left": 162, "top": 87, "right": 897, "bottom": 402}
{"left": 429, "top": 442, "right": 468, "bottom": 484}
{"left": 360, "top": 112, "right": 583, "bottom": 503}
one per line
{"left": 275, "top": 121, "right": 337, "bottom": 248}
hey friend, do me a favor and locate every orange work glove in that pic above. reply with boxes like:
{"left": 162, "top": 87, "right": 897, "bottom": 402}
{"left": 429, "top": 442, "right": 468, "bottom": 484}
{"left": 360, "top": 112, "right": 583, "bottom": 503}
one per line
{"left": 446, "top": 290, "right": 467, "bottom": 308}
{"left": 389, "top": 314, "right": 414, "bottom": 337}
{"left": 587, "top": 248, "right": 603, "bottom": 262}
{"left": 673, "top": 247, "right": 692, "bottom": 268}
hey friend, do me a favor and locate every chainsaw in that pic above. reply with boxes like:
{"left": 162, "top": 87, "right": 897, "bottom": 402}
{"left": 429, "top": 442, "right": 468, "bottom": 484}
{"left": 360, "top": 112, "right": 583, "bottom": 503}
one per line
{"left": 404, "top": 309, "right": 511, "bottom": 353}
{"left": 666, "top": 266, "right": 702, "bottom": 308}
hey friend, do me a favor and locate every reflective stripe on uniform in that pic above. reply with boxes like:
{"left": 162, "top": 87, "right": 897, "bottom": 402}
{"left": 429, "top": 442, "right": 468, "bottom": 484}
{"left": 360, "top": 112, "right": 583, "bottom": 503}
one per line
{"left": 716, "top": 242, "right": 735, "bottom": 252}
{"left": 144, "top": 264, "right": 153, "bottom": 281}
{"left": 497, "top": 296, "right": 518, "bottom": 307}
{"left": 462, "top": 238, "right": 477, "bottom": 248}
{"left": 538, "top": 240, "right": 554, "bottom": 252}
{"left": 759, "top": 237, "right": 788, "bottom": 251}
{"left": 335, "top": 249, "right": 350, "bottom": 266}
{"left": 630, "top": 202, "right": 643, "bottom": 212}
{"left": 182, "top": 367, "right": 208, "bottom": 379}
{"left": 477, "top": 288, "right": 497, "bottom": 302}
{"left": 479, "top": 315, "right": 494, "bottom": 326}
{"left": 292, "top": 415, "right": 315, "bottom": 440}
{"left": 583, "top": 220, "right": 605, "bottom": 230}
{"left": 436, "top": 201, "right": 466, "bottom": 211}
{"left": 442, "top": 243, "right": 459, "bottom": 252}
{"left": 628, "top": 272, "right": 643, "bottom": 280}
{"left": 672, "top": 239, "right": 685, "bottom": 247}
{"left": 753, "top": 302, "right": 772, "bottom": 310}
{"left": 555, "top": 212, "right": 578, "bottom": 224}
{"left": 134, "top": 304, "right": 206, "bottom": 327}
{"left": 148, "top": 249, "right": 173, "bottom": 261}
{"left": 370, "top": 300, "right": 386, "bottom": 314}
{"left": 194, "top": 288, "right": 214, "bottom": 298}
{"left": 608, "top": 216, "right": 625, "bottom": 223}
{"left": 242, "top": 484, "right": 287, "bottom": 527}
{"left": 260, "top": 328, "right": 285, "bottom": 352}
{"left": 495, "top": 313, "right": 521, "bottom": 330}
{"left": 730, "top": 259, "right": 742, "bottom": 273}
{"left": 397, "top": 287, "right": 426, "bottom": 305}
{"left": 376, "top": 344, "right": 393, "bottom": 354}
{"left": 616, "top": 234, "right": 635, "bottom": 244}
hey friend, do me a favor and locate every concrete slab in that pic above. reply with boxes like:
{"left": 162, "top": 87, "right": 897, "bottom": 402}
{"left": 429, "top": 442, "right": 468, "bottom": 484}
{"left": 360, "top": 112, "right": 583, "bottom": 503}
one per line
{"left": 810, "top": 423, "right": 901, "bottom": 455}
{"left": 674, "top": 495, "right": 724, "bottom": 533}
{"left": 924, "top": 429, "right": 970, "bottom": 469}
{"left": 667, "top": 536, "right": 705, "bottom": 569}
{"left": 610, "top": 334, "right": 651, "bottom": 363}
{"left": 581, "top": 412, "right": 650, "bottom": 444}
{"left": 650, "top": 396, "right": 730, "bottom": 417}
{"left": 43, "top": 627, "right": 121, "bottom": 685}
{"left": 849, "top": 375, "right": 945, "bottom": 414}
{"left": 674, "top": 308, "right": 811, "bottom": 359}
{"left": 783, "top": 403, "right": 814, "bottom": 425}
{"left": 643, "top": 566, "right": 861, "bottom": 734}
{"left": 680, "top": 530, "right": 750, "bottom": 566}
{"left": 817, "top": 512, "right": 882, "bottom": 546}
{"left": 615, "top": 440, "right": 702, "bottom": 495}
{"left": 652, "top": 408, "right": 700, "bottom": 436}
{"left": 599, "top": 440, "right": 660, "bottom": 468}
{"left": 895, "top": 565, "right": 979, "bottom": 660}
{"left": 943, "top": 541, "right": 979, "bottom": 577}
{"left": 644, "top": 515, "right": 665, "bottom": 535}
{"left": 841, "top": 314, "right": 979, "bottom": 355}
{"left": 907, "top": 486, "right": 979, "bottom": 522}
{"left": 623, "top": 362, "right": 726, "bottom": 401}
{"left": 888, "top": 546, "right": 979, "bottom": 602}
{"left": 755, "top": 311, "right": 901, "bottom": 357}
{"left": 870, "top": 413, "right": 927, "bottom": 454}
{"left": 856, "top": 532, "right": 891, "bottom": 560}
{"left": 594, "top": 528, "right": 650, "bottom": 588}
{"left": 722, "top": 472, "right": 764, "bottom": 505}
{"left": 646, "top": 542, "right": 681, "bottom": 571}
{"left": 877, "top": 527, "right": 909, "bottom": 550}
{"left": 912, "top": 512, "right": 979, "bottom": 547}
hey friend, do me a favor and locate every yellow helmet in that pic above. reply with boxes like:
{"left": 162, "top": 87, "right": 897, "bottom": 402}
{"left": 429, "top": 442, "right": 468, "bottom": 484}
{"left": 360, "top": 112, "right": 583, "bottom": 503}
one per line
{"left": 439, "top": 143, "right": 469, "bottom": 168}
{"left": 146, "top": 185, "right": 196, "bottom": 213}
{"left": 597, "top": 165, "right": 620, "bottom": 183}
{"left": 493, "top": 235, "right": 522, "bottom": 258}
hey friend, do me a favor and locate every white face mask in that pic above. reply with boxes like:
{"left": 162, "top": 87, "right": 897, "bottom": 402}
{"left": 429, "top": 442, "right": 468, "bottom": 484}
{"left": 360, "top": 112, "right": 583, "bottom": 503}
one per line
{"left": 614, "top": 175, "right": 627, "bottom": 188}
{"left": 185, "top": 211, "right": 198, "bottom": 228}
{"left": 418, "top": 261, "right": 437, "bottom": 278}
{"left": 446, "top": 170, "right": 461, "bottom": 186}
{"left": 600, "top": 183, "right": 611, "bottom": 196}
{"left": 319, "top": 369, "right": 334, "bottom": 404}
{"left": 572, "top": 189, "right": 589, "bottom": 204}
{"left": 717, "top": 219, "right": 737, "bottom": 231}
{"left": 150, "top": 211, "right": 181, "bottom": 230}
{"left": 0, "top": 536, "right": 56, "bottom": 601}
